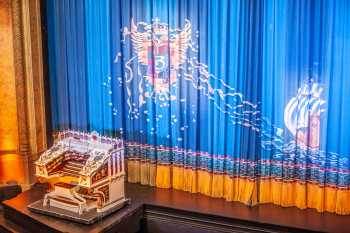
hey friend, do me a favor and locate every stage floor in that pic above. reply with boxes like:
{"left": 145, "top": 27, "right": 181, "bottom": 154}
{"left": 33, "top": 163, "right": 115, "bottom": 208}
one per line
{"left": 2, "top": 183, "right": 350, "bottom": 233}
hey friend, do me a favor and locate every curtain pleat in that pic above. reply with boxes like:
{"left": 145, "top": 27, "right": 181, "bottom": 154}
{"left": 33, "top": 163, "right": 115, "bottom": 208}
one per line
{"left": 47, "top": 0, "right": 350, "bottom": 214}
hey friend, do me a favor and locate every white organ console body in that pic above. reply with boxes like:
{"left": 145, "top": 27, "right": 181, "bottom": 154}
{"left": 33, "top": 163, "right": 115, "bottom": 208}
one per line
{"left": 34, "top": 131, "right": 127, "bottom": 215}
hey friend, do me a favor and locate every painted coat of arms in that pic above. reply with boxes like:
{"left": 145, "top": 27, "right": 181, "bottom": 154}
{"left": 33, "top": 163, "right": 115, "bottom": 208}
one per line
{"left": 121, "top": 18, "right": 192, "bottom": 106}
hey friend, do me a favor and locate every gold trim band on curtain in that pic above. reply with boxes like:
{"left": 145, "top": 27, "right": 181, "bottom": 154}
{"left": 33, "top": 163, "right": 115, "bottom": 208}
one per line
{"left": 259, "top": 179, "right": 350, "bottom": 215}
{"left": 127, "top": 159, "right": 350, "bottom": 215}
{"left": 127, "top": 160, "right": 257, "bottom": 206}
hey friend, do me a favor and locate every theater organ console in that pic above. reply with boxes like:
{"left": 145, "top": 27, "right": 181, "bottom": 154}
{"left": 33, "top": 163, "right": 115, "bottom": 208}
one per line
{"left": 30, "top": 131, "right": 128, "bottom": 221}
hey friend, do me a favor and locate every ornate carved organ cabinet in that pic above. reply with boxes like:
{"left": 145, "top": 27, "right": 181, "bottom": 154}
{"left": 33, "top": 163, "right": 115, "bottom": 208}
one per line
{"left": 34, "top": 131, "right": 126, "bottom": 216}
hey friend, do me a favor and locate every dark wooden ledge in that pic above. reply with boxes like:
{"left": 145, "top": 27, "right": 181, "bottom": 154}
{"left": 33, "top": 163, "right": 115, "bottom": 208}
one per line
{"left": 1, "top": 183, "right": 350, "bottom": 233}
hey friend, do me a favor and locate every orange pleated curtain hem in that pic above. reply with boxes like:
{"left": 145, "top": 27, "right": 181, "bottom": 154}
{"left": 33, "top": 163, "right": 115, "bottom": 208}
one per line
{"left": 127, "top": 160, "right": 350, "bottom": 215}
{"left": 127, "top": 160, "right": 257, "bottom": 205}
{"left": 259, "top": 179, "right": 350, "bottom": 215}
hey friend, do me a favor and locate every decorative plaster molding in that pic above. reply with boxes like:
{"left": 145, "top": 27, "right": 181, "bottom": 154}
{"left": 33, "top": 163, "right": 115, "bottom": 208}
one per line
{"left": 11, "top": 0, "right": 29, "bottom": 156}
{"left": 10, "top": 0, "right": 47, "bottom": 159}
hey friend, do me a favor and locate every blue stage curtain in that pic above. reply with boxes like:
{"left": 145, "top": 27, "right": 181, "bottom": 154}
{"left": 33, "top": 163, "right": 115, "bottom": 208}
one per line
{"left": 46, "top": 0, "right": 350, "bottom": 214}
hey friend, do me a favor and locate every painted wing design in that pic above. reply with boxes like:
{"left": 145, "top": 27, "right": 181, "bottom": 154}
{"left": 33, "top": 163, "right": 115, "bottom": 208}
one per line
{"left": 169, "top": 20, "right": 192, "bottom": 69}
{"left": 130, "top": 19, "right": 151, "bottom": 65}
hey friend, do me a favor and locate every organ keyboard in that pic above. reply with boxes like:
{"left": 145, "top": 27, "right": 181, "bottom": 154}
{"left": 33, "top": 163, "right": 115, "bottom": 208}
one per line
{"left": 34, "top": 131, "right": 127, "bottom": 215}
